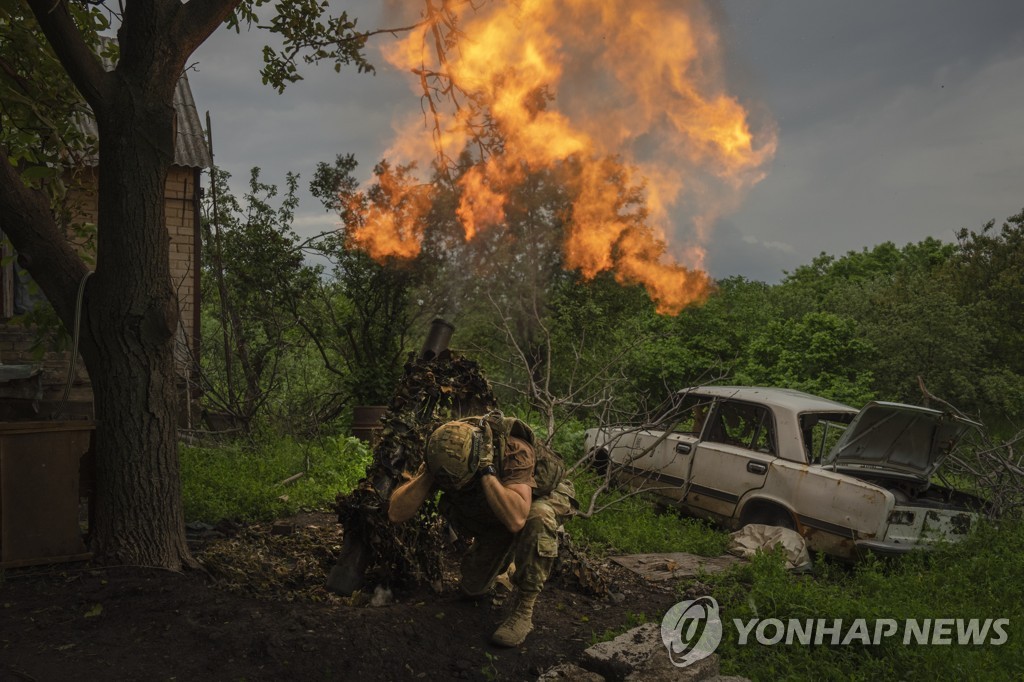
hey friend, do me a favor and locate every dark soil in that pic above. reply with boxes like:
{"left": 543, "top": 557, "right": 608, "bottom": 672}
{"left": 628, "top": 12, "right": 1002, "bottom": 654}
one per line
{"left": 0, "top": 514, "right": 680, "bottom": 681}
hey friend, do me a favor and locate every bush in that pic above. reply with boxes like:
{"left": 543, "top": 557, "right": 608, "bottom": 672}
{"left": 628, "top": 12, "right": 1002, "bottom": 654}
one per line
{"left": 181, "top": 435, "right": 372, "bottom": 523}
{"left": 548, "top": 417, "right": 588, "bottom": 464}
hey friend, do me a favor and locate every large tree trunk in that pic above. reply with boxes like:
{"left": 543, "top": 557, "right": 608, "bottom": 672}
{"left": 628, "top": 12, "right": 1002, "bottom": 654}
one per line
{"left": 79, "top": 75, "right": 193, "bottom": 567}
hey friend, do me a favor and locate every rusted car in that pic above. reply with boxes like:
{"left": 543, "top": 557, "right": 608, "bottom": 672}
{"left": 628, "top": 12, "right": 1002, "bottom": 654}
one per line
{"left": 583, "top": 386, "right": 987, "bottom": 558}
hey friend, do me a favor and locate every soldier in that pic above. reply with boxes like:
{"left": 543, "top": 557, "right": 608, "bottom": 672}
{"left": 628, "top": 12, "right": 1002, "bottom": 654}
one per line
{"left": 387, "top": 413, "right": 576, "bottom": 647}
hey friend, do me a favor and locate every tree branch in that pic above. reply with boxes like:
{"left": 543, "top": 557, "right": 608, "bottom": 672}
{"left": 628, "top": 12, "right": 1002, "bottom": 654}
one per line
{"left": 917, "top": 375, "right": 976, "bottom": 421}
{"left": 176, "top": 0, "right": 245, "bottom": 57}
{"left": 0, "top": 144, "right": 89, "bottom": 328}
{"left": 25, "top": 0, "right": 110, "bottom": 109}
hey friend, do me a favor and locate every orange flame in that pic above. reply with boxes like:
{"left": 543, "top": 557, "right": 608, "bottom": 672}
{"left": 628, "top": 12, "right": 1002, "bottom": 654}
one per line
{"left": 367, "top": 0, "right": 775, "bottom": 314}
{"left": 347, "top": 165, "right": 432, "bottom": 259}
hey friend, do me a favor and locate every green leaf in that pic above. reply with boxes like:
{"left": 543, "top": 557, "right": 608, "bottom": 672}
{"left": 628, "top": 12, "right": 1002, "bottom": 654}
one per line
{"left": 19, "top": 165, "right": 57, "bottom": 182}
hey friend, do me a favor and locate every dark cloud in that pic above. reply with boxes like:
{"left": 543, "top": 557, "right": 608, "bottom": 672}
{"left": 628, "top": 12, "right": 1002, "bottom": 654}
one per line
{"left": 189, "top": 0, "right": 418, "bottom": 239}
{"left": 703, "top": 219, "right": 798, "bottom": 284}
{"left": 716, "top": 0, "right": 1024, "bottom": 273}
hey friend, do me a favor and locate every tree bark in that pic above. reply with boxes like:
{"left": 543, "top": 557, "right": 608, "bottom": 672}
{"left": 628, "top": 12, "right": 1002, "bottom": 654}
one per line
{"left": 79, "top": 68, "right": 190, "bottom": 566}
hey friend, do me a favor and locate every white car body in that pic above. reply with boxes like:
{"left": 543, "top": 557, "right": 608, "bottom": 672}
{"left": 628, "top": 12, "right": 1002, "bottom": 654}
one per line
{"left": 583, "top": 386, "right": 986, "bottom": 558}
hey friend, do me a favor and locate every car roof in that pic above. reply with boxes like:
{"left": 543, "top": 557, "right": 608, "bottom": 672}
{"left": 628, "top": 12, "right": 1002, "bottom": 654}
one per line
{"left": 678, "top": 386, "right": 858, "bottom": 414}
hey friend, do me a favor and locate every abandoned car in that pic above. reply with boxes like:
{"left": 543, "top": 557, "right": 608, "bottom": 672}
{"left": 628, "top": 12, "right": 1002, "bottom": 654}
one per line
{"left": 583, "top": 386, "right": 988, "bottom": 558}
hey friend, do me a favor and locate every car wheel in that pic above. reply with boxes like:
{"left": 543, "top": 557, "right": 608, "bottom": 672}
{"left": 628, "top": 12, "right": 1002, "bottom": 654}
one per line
{"left": 741, "top": 503, "right": 796, "bottom": 531}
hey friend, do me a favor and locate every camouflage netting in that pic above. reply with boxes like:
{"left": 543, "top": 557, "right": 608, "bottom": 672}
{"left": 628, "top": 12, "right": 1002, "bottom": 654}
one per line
{"left": 333, "top": 346, "right": 611, "bottom": 597}
{"left": 551, "top": 531, "right": 610, "bottom": 596}
{"left": 334, "top": 349, "right": 497, "bottom": 590}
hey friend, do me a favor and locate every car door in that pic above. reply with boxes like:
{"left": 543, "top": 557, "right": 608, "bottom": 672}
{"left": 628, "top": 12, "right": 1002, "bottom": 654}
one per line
{"left": 628, "top": 392, "right": 712, "bottom": 502}
{"left": 684, "top": 399, "right": 776, "bottom": 519}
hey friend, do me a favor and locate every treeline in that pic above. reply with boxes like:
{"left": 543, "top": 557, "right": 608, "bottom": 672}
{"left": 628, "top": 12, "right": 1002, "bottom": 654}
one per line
{"left": 609, "top": 214, "right": 1024, "bottom": 430}
{"left": 197, "top": 157, "right": 1024, "bottom": 436}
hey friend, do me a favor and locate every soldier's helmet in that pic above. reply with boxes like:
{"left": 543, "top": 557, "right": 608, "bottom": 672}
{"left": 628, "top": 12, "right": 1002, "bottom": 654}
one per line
{"left": 425, "top": 420, "right": 491, "bottom": 491}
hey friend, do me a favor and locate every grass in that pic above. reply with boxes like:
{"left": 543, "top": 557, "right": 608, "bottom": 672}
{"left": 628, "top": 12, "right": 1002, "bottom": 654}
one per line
{"left": 706, "top": 521, "right": 1024, "bottom": 680}
{"left": 180, "top": 435, "right": 372, "bottom": 523}
{"left": 553, "top": 426, "right": 1023, "bottom": 678}
{"left": 565, "top": 470, "right": 730, "bottom": 557}
{"left": 589, "top": 611, "right": 650, "bottom": 645}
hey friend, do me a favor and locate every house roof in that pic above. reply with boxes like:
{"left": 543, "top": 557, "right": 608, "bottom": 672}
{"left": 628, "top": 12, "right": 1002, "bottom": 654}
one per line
{"left": 80, "top": 39, "right": 213, "bottom": 169}
{"left": 167, "top": 74, "right": 213, "bottom": 169}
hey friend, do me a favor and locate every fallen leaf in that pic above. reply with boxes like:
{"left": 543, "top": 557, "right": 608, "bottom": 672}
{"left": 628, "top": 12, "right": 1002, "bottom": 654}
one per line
{"left": 84, "top": 604, "right": 103, "bottom": 618}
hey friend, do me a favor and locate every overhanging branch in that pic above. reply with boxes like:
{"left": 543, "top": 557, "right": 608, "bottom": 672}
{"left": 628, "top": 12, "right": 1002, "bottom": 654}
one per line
{"left": 25, "top": 0, "right": 110, "bottom": 109}
{"left": 175, "top": 0, "right": 245, "bottom": 57}
{"left": 0, "top": 144, "right": 89, "bottom": 326}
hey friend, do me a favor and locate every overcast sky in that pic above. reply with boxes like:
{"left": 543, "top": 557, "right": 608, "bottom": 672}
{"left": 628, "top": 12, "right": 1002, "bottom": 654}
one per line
{"left": 188, "top": 1, "right": 1024, "bottom": 283}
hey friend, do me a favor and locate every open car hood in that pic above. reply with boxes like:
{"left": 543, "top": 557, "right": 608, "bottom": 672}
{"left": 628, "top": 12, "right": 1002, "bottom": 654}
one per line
{"left": 823, "top": 402, "right": 979, "bottom": 481}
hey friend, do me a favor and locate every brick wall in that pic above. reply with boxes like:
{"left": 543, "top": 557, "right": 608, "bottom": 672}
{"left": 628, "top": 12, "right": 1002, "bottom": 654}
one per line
{"left": 165, "top": 167, "right": 200, "bottom": 377}
{"left": 0, "top": 166, "right": 201, "bottom": 410}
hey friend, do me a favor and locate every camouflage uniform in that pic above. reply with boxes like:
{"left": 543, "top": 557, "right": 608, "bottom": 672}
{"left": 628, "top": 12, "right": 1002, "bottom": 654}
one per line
{"left": 438, "top": 436, "right": 576, "bottom": 596}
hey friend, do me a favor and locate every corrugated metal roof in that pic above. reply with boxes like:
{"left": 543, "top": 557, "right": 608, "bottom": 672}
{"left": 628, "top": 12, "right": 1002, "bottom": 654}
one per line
{"left": 170, "top": 73, "right": 212, "bottom": 169}
{"left": 79, "top": 41, "right": 212, "bottom": 169}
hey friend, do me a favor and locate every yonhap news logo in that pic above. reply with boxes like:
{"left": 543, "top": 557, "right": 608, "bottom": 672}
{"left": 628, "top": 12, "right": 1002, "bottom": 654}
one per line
{"left": 660, "top": 597, "right": 1010, "bottom": 668}
{"left": 732, "top": 617, "right": 1010, "bottom": 647}
{"left": 660, "top": 596, "right": 723, "bottom": 668}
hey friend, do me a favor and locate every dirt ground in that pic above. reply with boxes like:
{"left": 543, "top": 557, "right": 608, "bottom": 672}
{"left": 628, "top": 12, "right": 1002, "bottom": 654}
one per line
{"left": 0, "top": 514, "right": 682, "bottom": 681}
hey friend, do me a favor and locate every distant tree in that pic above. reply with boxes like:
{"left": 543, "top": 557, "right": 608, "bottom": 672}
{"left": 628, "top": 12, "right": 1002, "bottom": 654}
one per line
{"left": 305, "top": 155, "right": 427, "bottom": 406}
{"left": 481, "top": 271, "right": 657, "bottom": 435}
{"left": 844, "top": 266, "right": 983, "bottom": 409}
{"left": 947, "top": 210, "right": 1024, "bottom": 424}
{"left": 200, "top": 167, "right": 318, "bottom": 428}
{"left": 780, "top": 231, "right": 1024, "bottom": 423}
{"left": 777, "top": 238, "right": 955, "bottom": 318}
{"left": 737, "top": 311, "right": 876, "bottom": 406}
{"left": 632, "top": 276, "right": 778, "bottom": 396}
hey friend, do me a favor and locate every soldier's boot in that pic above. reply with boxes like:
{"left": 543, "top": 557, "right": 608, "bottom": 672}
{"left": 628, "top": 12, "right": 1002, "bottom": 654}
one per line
{"left": 491, "top": 590, "right": 539, "bottom": 647}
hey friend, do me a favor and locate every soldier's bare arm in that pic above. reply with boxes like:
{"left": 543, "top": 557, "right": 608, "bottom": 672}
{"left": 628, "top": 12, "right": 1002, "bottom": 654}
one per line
{"left": 388, "top": 468, "right": 435, "bottom": 523}
{"left": 480, "top": 478, "right": 532, "bottom": 533}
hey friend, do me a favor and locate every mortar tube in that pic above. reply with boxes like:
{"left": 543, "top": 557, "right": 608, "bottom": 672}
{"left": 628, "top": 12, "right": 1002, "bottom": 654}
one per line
{"left": 420, "top": 318, "right": 454, "bottom": 360}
